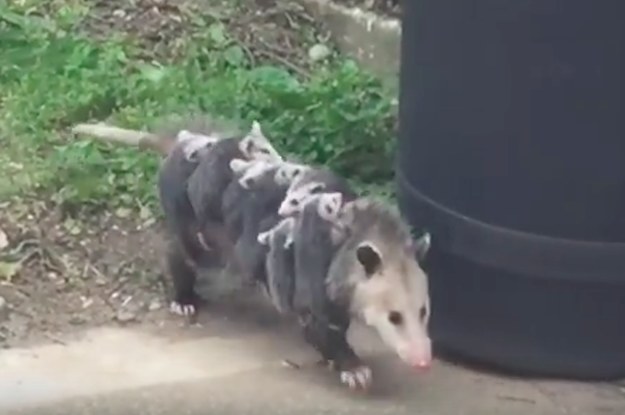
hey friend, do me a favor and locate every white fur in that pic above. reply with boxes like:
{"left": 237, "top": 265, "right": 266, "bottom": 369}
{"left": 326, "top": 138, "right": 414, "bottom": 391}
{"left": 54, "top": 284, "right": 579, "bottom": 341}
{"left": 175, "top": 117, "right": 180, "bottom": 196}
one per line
{"left": 229, "top": 158, "right": 254, "bottom": 174}
{"left": 278, "top": 181, "right": 327, "bottom": 216}
{"left": 177, "top": 130, "right": 219, "bottom": 160}
{"left": 237, "top": 160, "right": 278, "bottom": 189}
{"left": 238, "top": 120, "right": 283, "bottom": 162}
{"left": 273, "top": 163, "right": 309, "bottom": 187}
{"left": 257, "top": 217, "right": 295, "bottom": 249}
{"left": 315, "top": 192, "right": 343, "bottom": 221}
{"left": 340, "top": 366, "right": 372, "bottom": 390}
{"left": 169, "top": 301, "right": 196, "bottom": 316}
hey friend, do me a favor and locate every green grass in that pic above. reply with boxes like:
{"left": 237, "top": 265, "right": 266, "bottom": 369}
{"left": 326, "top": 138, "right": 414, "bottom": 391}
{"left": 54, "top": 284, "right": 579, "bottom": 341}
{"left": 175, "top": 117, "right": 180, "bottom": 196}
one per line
{"left": 0, "top": 1, "right": 397, "bottom": 214}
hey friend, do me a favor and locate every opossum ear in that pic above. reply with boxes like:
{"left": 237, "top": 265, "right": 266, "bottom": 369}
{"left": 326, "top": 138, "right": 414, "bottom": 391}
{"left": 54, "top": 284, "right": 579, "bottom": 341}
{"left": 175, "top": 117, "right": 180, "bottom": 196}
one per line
{"left": 230, "top": 158, "right": 251, "bottom": 174}
{"left": 413, "top": 232, "right": 431, "bottom": 262}
{"left": 309, "top": 183, "right": 326, "bottom": 194}
{"left": 356, "top": 242, "right": 382, "bottom": 276}
{"left": 251, "top": 120, "right": 263, "bottom": 137}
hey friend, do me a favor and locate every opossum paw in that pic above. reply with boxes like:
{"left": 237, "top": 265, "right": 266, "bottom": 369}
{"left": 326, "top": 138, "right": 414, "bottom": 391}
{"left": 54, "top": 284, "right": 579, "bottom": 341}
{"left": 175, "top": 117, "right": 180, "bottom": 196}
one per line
{"left": 169, "top": 301, "right": 196, "bottom": 316}
{"left": 340, "top": 365, "right": 372, "bottom": 391}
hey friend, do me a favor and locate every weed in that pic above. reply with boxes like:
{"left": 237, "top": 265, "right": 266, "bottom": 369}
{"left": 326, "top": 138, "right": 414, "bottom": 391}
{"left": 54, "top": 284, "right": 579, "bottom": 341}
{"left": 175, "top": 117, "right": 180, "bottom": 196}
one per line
{"left": 0, "top": 1, "right": 397, "bottom": 213}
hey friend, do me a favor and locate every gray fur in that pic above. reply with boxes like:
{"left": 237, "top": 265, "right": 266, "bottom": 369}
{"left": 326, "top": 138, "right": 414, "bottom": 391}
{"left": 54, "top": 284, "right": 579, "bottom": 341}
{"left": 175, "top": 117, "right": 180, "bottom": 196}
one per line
{"left": 257, "top": 217, "right": 296, "bottom": 314}
{"left": 231, "top": 165, "right": 293, "bottom": 283}
{"left": 291, "top": 195, "right": 347, "bottom": 316}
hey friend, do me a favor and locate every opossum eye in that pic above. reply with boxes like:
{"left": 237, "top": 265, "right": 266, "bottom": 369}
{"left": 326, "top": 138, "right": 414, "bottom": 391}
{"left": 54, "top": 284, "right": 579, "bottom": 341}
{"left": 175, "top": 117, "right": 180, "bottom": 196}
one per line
{"left": 388, "top": 311, "right": 403, "bottom": 326}
{"left": 310, "top": 184, "right": 325, "bottom": 194}
{"left": 419, "top": 306, "right": 427, "bottom": 321}
{"left": 289, "top": 199, "right": 298, "bottom": 206}
{"left": 259, "top": 148, "right": 271, "bottom": 155}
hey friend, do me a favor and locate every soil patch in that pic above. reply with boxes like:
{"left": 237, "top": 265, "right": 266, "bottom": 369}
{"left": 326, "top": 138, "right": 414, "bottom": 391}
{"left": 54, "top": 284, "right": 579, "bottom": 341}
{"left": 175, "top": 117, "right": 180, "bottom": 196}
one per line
{"left": 0, "top": 197, "right": 265, "bottom": 349}
{"left": 334, "top": 0, "right": 401, "bottom": 19}
{"left": 80, "top": 0, "right": 332, "bottom": 75}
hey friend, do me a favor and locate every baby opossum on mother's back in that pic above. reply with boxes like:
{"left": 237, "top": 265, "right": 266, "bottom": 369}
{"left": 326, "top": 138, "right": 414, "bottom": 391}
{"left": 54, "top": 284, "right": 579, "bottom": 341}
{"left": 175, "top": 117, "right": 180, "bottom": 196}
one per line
{"left": 227, "top": 159, "right": 310, "bottom": 284}
{"left": 278, "top": 166, "right": 358, "bottom": 217}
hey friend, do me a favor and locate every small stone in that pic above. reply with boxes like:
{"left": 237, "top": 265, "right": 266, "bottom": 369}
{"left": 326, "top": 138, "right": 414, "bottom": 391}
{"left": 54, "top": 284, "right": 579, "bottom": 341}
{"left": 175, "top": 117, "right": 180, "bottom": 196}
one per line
{"left": 68, "top": 315, "right": 87, "bottom": 325}
{"left": 308, "top": 44, "right": 331, "bottom": 62}
{"left": 112, "top": 9, "right": 126, "bottom": 18}
{"left": 115, "top": 309, "right": 138, "bottom": 323}
{"left": 148, "top": 299, "right": 162, "bottom": 312}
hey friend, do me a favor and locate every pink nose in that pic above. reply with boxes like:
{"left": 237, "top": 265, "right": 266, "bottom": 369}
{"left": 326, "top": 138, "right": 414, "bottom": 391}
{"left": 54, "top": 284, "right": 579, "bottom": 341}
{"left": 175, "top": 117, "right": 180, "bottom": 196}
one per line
{"left": 411, "top": 359, "right": 432, "bottom": 372}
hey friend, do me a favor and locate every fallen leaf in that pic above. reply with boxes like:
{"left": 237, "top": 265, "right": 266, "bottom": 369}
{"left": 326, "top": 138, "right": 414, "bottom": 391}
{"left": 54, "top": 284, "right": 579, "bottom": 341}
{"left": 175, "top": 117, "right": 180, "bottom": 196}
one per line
{"left": 115, "top": 207, "right": 132, "bottom": 219}
{"left": 0, "top": 261, "right": 21, "bottom": 281}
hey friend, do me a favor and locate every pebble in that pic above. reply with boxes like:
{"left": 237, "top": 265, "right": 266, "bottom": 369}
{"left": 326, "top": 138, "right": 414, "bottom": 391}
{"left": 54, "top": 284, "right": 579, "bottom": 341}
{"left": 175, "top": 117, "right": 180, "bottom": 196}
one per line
{"left": 308, "top": 44, "right": 331, "bottom": 62}
{"left": 148, "top": 299, "right": 162, "bottom": 312}
{"left": 116, "top": 309, "right": 138, "bottom": 323}
{"left": 68, "top": 315, "right": 87, "bottom": 326}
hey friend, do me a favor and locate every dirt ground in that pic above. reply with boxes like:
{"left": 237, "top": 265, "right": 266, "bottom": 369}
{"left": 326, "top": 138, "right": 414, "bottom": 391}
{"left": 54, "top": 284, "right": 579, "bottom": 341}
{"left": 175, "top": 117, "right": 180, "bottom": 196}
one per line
{"left": 336, "top": 0, "right": 401, "bottom": 19}
{"left": 80, "top": 0, "right": 333, "bottom": 74}
{"left": 0, "top": 195, "right": 273, "bottom": 349}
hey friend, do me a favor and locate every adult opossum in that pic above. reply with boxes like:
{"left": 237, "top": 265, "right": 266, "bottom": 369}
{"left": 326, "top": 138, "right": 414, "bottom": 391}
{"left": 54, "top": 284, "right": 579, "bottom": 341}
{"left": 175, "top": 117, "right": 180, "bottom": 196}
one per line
{"left": 323, "top": 198, "right": 432, "bottom": 389}
{"left": 277, "top": 166, "right": 357, "bottom": 217}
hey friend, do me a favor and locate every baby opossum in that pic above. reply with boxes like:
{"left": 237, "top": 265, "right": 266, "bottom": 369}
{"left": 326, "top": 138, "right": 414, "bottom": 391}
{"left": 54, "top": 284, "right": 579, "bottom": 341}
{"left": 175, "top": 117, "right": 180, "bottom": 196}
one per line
{"left": 228, "top": 160, "right": 308, "bottom": 284}
{"left": 185, "top": 121, "right": 282, "bottom": 261}
{"left": 256, "top": 216, "right": 297, "bottom": 314}
{"left": 287, "top": 193, "right": 360, "bottom": 381}
{"left": 278, "top": 166, "right": 357, "bottom": 216}
{"left": 222, "top": 159, "right": 308, "bottom": 242}
{"left": 324, "top": 198, "right": 432, "bottom": 390}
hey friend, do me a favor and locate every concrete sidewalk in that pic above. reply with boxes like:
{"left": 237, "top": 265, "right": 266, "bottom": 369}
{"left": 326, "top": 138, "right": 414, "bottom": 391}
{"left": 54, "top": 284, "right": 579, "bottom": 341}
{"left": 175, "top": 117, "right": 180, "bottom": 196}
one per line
{"left": 1, "top": 323, "right": 624, "bottom": 415}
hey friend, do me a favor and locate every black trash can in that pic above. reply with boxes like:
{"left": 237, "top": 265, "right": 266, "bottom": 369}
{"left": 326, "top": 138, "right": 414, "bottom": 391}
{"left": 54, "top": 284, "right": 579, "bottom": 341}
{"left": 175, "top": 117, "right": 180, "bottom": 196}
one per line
{"left": 396, "top": 1, "right": 625, "bottom": 379}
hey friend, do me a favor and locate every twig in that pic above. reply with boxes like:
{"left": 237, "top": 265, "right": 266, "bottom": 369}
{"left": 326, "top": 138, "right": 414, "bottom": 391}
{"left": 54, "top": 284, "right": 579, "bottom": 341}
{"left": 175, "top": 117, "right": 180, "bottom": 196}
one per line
{"left": 256, "top": 49, "right": 310, "bottom": 79}
{"left": 44, "top": 332, "right": 67, "bottom": 346}
{"left": 496, "top": 394, "right": 536, "bottom": 404}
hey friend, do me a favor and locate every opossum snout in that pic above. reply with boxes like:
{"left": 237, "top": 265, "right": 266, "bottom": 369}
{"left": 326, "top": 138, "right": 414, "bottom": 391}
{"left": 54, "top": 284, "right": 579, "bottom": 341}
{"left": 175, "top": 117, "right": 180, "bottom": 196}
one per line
{"left": 397, "top": 342, "right": 432, "bottom": 372}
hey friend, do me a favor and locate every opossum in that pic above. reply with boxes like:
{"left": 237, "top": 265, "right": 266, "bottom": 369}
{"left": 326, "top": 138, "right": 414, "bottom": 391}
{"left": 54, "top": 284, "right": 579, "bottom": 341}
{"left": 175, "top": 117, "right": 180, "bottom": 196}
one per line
{"left": 229, "top": 160, "right": 306, "bottom": 284}
{"left": 278, "top": 166, "right": 357, "bottom": 216}
{"left": 322, "top": 198, "right": 432, "bottom": 389}
{"left": 186, "top": 121, "right": 282, "bottom": 222}
{"left": 222, "top": 159, "right": 307, "bottom": 242}
{"left": 176, "top": 130, "right": 220, "bottom": 162}
{"left": 256, "top": 216, "right": 296, "bottom": 314}
{"left": 185, "top": 121, "right": 282, "bottom": 259}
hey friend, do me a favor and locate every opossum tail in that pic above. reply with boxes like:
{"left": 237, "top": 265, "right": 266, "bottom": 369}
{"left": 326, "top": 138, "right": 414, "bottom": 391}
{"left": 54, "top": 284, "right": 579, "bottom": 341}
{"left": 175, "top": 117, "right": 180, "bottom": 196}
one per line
{"left": 71, "top": 123, "right": 171, "bottom": 155}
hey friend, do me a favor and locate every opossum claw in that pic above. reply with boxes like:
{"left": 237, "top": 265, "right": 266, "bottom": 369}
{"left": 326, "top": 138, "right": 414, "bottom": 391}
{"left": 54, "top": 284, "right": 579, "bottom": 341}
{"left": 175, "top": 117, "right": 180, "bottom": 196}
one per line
{"left": 340, "top": 366, "right": 372, "bottom": 391}
{"left": 169, "top": 301, "right": 196, "bottom": 316}
{"left": 196, "top": 233, "right": 212, "bottom": 252}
